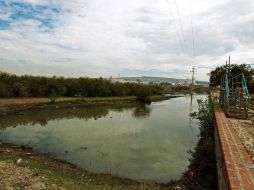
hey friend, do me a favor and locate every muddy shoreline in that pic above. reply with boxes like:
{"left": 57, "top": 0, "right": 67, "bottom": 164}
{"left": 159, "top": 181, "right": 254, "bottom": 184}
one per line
{"left": 0, "top": 142, "right": 178, "bottom": 190}
{"left": 0, "top": 95, "right": 180, "bottom": 116}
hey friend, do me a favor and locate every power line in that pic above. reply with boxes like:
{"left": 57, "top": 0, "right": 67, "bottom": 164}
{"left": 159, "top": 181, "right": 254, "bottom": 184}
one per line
{"left": 173, "top": 0, "right": 187, "bottom": 52}
{"left": 165, "top": 0, "right": 185, "bottom": 53}
{"left": 189, "top": 0, "right": 195, "bottom": 56}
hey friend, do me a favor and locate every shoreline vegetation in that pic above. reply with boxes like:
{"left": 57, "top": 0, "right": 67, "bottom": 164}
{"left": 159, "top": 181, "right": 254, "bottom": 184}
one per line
{"left": 180, "top": 97, "right": 218, "bottom": 190}
{"left": 0, "top": 72, "right": 165, "bottom": 99}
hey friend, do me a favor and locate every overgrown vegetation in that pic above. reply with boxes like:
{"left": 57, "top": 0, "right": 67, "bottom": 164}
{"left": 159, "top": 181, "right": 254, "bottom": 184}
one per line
{"left": 0, "top": 72, "right": 163, "bottom": 99}
{"left": 181, "top": 98, "right": 218, "bottom": 190}
{"left": 209, "top": 64, "right": 254, "bottom": 93}
{"left": 162, "top": 84, "right": 209, "bottom": 95}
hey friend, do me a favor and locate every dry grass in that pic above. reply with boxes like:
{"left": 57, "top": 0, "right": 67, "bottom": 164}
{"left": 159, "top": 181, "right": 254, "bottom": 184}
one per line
{"left": 0, "top": 96, "right": 172, "bottom": 107}
{"left": 0, "top": 97, "right": 50, "bottom": 106}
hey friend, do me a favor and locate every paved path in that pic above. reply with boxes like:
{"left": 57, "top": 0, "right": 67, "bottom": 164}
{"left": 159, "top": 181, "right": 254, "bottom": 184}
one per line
{"left": 230, "top": 118, "right": 254, "bottom": 161}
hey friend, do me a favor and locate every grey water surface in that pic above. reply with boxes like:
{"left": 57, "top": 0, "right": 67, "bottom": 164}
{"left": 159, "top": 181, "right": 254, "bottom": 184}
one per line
{"left": 0, "top": 95, "right": 206, "bottom": 182}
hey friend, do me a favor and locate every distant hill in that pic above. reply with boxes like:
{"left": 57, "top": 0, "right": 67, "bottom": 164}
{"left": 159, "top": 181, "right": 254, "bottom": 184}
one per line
{"left": 114, "top": 76, "right": 209, "bottom": 85}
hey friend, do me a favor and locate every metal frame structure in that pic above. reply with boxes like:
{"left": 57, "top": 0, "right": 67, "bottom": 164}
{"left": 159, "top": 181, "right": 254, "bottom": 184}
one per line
{"left": 219, "top": 73, "right": 250, "bottom": 118}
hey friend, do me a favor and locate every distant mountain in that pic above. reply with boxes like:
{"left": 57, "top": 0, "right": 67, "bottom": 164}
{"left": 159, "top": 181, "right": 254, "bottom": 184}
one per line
{"left": 113, "top": 76, "right": 209, "bottom": 85}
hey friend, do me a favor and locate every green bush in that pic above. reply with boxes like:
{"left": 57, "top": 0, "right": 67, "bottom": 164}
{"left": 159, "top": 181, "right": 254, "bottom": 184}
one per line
{"left": 0, "top": 72, "right": 164, "bottom": 98}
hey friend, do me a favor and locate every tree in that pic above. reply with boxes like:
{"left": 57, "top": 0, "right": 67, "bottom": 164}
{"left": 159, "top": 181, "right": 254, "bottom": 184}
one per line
{"left": 0, "top": 72, "right": 165, "bottom": 98}
{"left": 0, "top": 82, "right": 10, "bottom": 97}
{"left": 210, "top": 64, "right": 254, "bottom": 92}
{"left": 48, "top": 89, "right": 58, "bottom": 103}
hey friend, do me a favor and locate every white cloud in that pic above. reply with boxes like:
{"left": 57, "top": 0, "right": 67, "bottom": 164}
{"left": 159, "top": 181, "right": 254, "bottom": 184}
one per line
{"left": 0, "top": 0, "right": 254, "bottom": 81}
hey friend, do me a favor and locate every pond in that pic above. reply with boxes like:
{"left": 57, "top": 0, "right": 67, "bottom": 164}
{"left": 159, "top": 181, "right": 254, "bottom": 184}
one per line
{"left": 0, "top": 95, "right": 206, "bottom": 183}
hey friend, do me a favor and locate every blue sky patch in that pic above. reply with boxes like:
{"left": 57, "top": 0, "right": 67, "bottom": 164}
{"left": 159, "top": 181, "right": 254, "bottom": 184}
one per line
{"left": 0, "top": 19, "right": 10, "bottom": 29}
{"left": 0, "top": 1, "right": 61, "bottom": 30}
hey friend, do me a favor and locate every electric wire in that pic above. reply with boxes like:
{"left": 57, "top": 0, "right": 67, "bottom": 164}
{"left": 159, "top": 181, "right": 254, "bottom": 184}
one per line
{"left": 189, "top": 0, "right": 195, "bottom": 56}
{"left": 165, "top": 0, "right": 185, "bottom": 53}
{"left": 173, "top": 0, "right": 187, "bottom": 52}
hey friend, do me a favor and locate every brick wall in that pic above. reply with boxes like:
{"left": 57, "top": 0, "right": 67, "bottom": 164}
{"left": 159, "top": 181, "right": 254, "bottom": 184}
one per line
{"left": 214, "top": 111, "right": 254, "bottom": 190}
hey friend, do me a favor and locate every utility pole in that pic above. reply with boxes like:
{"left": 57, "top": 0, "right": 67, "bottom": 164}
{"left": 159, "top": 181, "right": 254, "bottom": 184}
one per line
{"left": 190, "top": 66, "right": 197, "bottom": 86}
{"left": 190, "top": 66, "right": 197, "bottom": 94}
{"left": 225, "top": 56, "right": 231, "bottom": 74}
{"left": 228, "top": 56, "right": 231, "bottom": 73}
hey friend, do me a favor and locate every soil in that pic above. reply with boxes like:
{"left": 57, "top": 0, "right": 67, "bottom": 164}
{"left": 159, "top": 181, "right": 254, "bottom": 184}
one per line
{"left": 230, "top": 118, "right": 254, "bottom": 161}
{"left": 0, "top": 143, "right": 174, "bottom": 190}
{"left": 0, "top": 96, "right": 174, "bottom": 115}
{"left": 0, "top": 161, "right": 60, "bottom": 190}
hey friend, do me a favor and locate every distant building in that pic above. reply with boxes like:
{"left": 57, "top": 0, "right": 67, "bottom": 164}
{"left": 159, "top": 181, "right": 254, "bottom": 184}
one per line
{"left": 108, "top": 76, "right": 209, "bottom": 86}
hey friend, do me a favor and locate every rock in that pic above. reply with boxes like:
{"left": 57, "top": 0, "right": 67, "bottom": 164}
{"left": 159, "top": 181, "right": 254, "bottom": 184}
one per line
{"left": 51, "top": 184, "right": 57, "bottom": 188}
{"left": 73, "top": 107, "right": 76, "bottom": 110}
{"left": 32, "top": 182, "right": 46, "bottom": 190}
{"left": 246, "top": 163, "right": 254, "bottom": 169}
{"left": 6, "top": 149, "right": 10, "bottom": 153}
{"left": 33, "top": 173, "right": 39, "bottom": 177}
{"left": 25, "top": 142, "right": 33, "bottom": 149}
{"left": 16, "top": 158, "right": 22, "bottom": 165}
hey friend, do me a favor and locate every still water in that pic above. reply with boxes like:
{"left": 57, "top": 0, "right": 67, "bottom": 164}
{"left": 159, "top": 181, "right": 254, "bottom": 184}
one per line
{"left": 0, "top": 95, "right": 206, "bottom": 182}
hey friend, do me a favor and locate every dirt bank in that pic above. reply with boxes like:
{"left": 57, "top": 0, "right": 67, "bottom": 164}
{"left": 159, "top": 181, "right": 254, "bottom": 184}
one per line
{"left": 0, "top": 143, "right": 176, "bottom": 190}
{"left": 0, "top": 95, "right": 177, "bottom": 115}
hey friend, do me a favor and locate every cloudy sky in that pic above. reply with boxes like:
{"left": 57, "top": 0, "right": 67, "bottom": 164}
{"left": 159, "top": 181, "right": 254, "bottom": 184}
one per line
{"left": 0, "top": 0, "right": 254, "bottom": 81}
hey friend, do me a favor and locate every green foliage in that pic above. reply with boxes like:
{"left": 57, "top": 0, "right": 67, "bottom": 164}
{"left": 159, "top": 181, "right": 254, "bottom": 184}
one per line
{"left": 249, "top": 80, "right": 254, "bottom": 93}
{"left": 195, "top": 100, "right": 215, "bottom": 137}
{"left": 210, "top": 64, "right": 254, "bottom": 92}
{"left": 0, "top": 82, "right": 11, "bottom": 97}
{"left": 0, "top": 72, "right": 164, "bottom": 98}
{"left": 130, "top": 84, "right": 151, "bottom": 99}
{"left": 48, "top": 89, "right": 58, "bottom": 103}
{"left": 183, "top": 98, "right": 217, "bottom": 190}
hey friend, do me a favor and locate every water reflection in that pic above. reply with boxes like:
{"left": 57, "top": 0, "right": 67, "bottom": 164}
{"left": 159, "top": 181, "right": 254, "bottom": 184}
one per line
{"left": 0, "top": 103, "right": 150, "bottom": 130}
{"left": 132, "top": 105, "right": 151, "bottom": 118}
{"left": 0, "top": 95, "right": 206, "bottom": 182}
